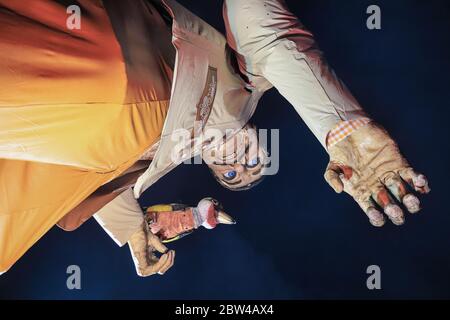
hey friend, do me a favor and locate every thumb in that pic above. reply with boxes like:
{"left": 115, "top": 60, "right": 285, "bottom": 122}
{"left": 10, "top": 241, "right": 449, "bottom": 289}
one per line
{"left": 324, "top": 163, "right": 344, "bottom": 193}
{"left": 148, "top": 232, "right": 168, "bottom": 254}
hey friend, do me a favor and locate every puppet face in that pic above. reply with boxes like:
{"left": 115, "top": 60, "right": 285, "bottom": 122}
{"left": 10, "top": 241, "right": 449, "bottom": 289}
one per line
{"left": 203, "top": 124, "right": 268, "bottom": 191}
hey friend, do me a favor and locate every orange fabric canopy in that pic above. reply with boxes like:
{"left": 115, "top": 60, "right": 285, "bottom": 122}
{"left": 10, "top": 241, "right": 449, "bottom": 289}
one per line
{"left": 0, "top": 0, "right": 172, "bottom": 272}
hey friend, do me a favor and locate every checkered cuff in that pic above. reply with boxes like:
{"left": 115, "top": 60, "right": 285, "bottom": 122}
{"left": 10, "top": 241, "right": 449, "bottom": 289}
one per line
{"left": 326, "top": 118, "right": 372, "bottom": 149}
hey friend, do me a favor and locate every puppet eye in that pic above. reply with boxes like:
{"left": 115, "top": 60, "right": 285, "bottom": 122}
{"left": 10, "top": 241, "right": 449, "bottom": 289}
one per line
{"left": 223, "top": 170, "right": 237, "bottom": 180}
{"left": 246, "top": 157, "right": 259, "bottom": 169}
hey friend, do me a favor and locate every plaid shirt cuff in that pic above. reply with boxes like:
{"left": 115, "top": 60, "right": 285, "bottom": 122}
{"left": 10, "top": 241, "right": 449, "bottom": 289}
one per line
{"left": 326, "top": 118, "right": 372, "bottom": 149}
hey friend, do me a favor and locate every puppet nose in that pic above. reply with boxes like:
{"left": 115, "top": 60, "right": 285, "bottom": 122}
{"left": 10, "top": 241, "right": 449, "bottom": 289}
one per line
{"left": 216, "top": 210, "right": 236, "bottom": 225}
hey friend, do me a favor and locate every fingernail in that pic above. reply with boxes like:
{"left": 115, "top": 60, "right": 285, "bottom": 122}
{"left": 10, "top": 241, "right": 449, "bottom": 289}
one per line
{"left": 392, "top": 218, "right": 405, "bottom": 226}
{"left": 331, "top": 178, "right": 343, "bottom": 193}
{"left": 403, "top": 194, "right": 421, "bottom": 214}
{"left": 367, "top": 208, "right": 385, "bottom": 227}
{"left": 370, "top": 219, "right": 386, "bottom": 227}
{"left": 385, "top": 204, "right": 405, "bottom": 226}
{"left": 414, "top": 175, "right": 428, "bottom": 188}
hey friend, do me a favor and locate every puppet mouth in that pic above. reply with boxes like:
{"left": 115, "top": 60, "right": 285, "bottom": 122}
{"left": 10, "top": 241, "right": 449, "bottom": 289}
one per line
{"left": 216, "top": 211, "right": 236, "bottom": 225}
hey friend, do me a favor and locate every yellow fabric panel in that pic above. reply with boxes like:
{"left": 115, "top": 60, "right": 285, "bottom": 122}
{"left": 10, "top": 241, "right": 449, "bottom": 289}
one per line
{"left": 0, "top": 0, "right": 173, "bottom": 170}
{"left": 0, "top": 157, "right": 134, "bottom": 272}
{"left": 0, "top": 101, "right": 170, "bottom": 171}
{"left": 0, "top": 99, "right": 170, "bottom": 272}
{"left": 0, "top": 1, "right": 173, "bottom": 271}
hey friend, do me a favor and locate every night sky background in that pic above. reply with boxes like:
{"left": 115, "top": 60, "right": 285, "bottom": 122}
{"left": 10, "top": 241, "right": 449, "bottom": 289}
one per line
{"left": 1, "top": 0, "right": 450, "bottom": 299}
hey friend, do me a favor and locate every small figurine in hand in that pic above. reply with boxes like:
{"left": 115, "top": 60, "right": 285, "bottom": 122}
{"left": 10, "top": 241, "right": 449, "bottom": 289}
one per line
{"left": 145, "top": 198, "right": 236, "bottom": 243}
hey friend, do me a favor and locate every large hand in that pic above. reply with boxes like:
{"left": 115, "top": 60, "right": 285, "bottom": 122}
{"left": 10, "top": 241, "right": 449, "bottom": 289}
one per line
{"left": 128, "top": 222, "right": 175, "bottom": 277}
{"left": 324, "top": 122, "right": 430, "bottom": 227}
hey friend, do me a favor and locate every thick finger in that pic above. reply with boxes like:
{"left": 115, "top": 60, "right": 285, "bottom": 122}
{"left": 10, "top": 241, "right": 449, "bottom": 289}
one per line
{"left": 324, "top": 163, "right": 344, "bottom": 193}
{"left": 402, "top": 194, "right": 421, "bottom": 214}
{"left": 398, "top": 168, "right": 431, "bottom": 194}
{"left": 145, "top": 252, "right": 171, "bottom": 276}
{"left": 355, "top": 197, "right": 385, "bottom": 227}
{"left": 383, "top": 172, "right": 421, "bottom": 214}
{"left": 158, "top": 250, "right": 176, "bottom": 275}
{"left": 372, "top": 187, "right": 405, "bottom": 226}
{"left": 148, "top": 233, "right": 168, "bottom": 254}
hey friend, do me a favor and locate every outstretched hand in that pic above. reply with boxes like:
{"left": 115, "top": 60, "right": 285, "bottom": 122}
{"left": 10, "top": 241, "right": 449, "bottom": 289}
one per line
{"left": 325, "top": 122, "right": 430, "bottom": 227}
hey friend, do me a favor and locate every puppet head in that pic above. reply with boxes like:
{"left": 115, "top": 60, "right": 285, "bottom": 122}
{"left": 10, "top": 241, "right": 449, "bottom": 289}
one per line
{"left": 195, "top": 198, "right": 235, "bottom": 229}
{"left": 203, "top": 123, "right": 269, "bottom": 191}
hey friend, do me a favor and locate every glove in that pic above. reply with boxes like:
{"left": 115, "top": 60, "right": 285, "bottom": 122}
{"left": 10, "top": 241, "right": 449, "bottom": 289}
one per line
{"left": 324, "top": 122, "right": 430, "bottom": 227}
{"left": 128, "top": 222, "right": 175, "bottom": 277}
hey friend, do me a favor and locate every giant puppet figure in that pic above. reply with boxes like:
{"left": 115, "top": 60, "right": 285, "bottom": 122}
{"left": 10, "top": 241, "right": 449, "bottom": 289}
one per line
{"left": 0, "top": 0, "right": 430, "bottom": 276}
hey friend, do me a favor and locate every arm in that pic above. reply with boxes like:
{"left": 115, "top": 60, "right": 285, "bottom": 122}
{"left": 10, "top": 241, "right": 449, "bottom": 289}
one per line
{"left": 223, "top": 0, "right": 367, "bottom": 148}
{"left": 223, "top": 0, "right": 430, "bottom": 226}
{"left": 93, "top": 187, "right": 175, "bottom": 276}
{"left": 93, "top": 188, "right": 145, "bottom": 246}
{"left": 92, "top": 190, "right": 233, "bottom": 276}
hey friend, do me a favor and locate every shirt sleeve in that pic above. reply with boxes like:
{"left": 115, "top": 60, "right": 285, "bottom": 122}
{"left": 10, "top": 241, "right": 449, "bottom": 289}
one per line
{"left": 94, "top": 187, "right": 144, "bottom": 246}
{"left": 223, "top": 0, "right": 368, "bottom": 148}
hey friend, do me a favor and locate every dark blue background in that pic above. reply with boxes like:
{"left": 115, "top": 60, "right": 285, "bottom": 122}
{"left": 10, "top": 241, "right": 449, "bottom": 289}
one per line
{"left": 1, "top": 0, "right": 450, "bottom": 299}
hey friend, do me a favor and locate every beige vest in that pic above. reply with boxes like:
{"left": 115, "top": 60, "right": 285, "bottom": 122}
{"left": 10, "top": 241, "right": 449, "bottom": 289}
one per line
{"left": 134, "top": 0, "right": 264, "bottom": 197}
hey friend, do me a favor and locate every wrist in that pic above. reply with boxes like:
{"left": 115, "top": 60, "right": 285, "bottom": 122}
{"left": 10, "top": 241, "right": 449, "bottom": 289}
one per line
{"left": 326, "top": 118, "right": 372, "bottom": 149}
